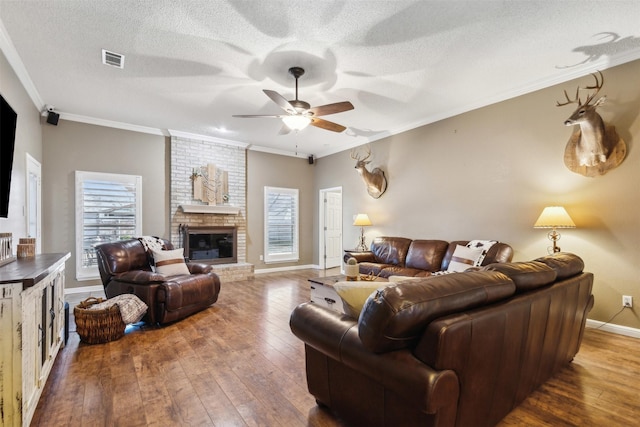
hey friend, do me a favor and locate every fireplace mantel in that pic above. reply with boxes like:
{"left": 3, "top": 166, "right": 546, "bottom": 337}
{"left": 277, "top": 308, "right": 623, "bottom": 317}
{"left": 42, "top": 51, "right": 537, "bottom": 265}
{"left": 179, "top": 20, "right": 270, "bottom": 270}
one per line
{"left": 179, "top": 204, "right": 241, "bottom": 215}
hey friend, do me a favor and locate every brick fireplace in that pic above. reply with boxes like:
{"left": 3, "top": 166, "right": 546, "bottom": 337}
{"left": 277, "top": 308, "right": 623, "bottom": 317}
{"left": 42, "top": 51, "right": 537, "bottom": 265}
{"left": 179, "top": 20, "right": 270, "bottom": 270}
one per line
{"left": 170, "top": 135, "right": 254, "bottom": 282}
{"left": 181, "top": 225, "right": 237, "bottom": 265}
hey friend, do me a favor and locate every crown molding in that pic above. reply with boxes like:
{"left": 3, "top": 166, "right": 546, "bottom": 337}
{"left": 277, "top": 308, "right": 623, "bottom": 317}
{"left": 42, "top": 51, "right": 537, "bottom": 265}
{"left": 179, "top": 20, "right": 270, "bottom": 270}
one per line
{"left": 167, "top": 129, "right": 249, "bottom": 148}
{"left": 61, "top": 113, "right": 168, "bottom": 136}
{"left": 0, "top": 19, "right": 44, "bottom": 109}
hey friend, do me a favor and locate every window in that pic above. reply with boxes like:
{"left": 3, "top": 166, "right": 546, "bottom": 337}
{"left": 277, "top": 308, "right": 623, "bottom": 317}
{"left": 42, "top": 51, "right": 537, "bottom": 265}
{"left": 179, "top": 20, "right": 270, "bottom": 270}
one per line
{"left": 264, "top": 186, "right": 299, "bottom": 263}
{"left": 75, "top": 171, "right": 142, "bottom": 280}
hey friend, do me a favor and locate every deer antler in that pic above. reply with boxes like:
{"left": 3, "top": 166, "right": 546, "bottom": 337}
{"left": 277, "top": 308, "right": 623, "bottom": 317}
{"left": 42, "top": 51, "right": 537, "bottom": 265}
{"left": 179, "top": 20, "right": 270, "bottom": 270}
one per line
{"left": 556, "top": 87, "right": 581, "bottom": 107}
{"left": 556, "top": 71, "right": 604, "bottom": 107}
{"left": 350, "top": 145, "right": 371, "bottom": 162}
{"left": 582, "top": 71, "right": 604, "bottom": 106}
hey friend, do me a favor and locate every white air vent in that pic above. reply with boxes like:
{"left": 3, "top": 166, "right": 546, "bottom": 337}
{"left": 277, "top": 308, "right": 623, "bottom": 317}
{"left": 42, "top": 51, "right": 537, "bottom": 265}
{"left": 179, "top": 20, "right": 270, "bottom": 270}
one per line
{"left": 102, "top": 49, "right": 124, "bottom": 69}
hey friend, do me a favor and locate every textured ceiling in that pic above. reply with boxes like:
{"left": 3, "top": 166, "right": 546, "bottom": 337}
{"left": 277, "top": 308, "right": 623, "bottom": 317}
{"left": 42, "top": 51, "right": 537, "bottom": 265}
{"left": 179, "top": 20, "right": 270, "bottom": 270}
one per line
{"left": 1, "top": 1, "right": 640, "bottom": 158}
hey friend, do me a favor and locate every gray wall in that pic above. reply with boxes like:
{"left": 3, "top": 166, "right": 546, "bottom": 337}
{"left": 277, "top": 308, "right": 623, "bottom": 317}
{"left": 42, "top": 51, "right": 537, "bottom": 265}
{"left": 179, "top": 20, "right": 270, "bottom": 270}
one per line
{"left": 7, "top": 45, "right": 640, "bottom": 329}
{"left": 247, "top": 150, "right": 315, "bottom": 269}
{"left": 314, "top": 59, "right": 640, "bottom": 330}
{"left": 0, "top": 50, "right": 42, "bottom": 239}
{"left": 42, "top": 121, "right": 167, "bottom": 289}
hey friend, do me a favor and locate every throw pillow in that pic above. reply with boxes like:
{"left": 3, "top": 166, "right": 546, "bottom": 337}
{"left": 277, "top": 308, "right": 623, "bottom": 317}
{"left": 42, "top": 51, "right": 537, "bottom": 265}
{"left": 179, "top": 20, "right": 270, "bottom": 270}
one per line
{"left": 151, "top": 248, "right": 190, "bottom": 276}
{"left": 466, "top": 240, "right": 497, "bottom": 266}
{"left": 447, "top": 245, "right": 485, "bottom": 273}
{"left": 333, "top": 281, "right": 387, "bottom": 318}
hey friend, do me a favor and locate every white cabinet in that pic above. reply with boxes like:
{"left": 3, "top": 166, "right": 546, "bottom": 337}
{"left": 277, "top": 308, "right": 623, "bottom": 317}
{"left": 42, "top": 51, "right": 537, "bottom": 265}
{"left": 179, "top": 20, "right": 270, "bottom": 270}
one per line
{"left": 309, "top": 276, "right": 345, "bottom": 314}
{"left": 0, "top": 253, "right": 69, "bottom": 427}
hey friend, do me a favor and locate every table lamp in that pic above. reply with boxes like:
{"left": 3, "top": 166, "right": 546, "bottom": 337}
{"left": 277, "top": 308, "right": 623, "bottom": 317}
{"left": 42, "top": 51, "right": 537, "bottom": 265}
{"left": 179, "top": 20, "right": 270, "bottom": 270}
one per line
{"left": 353, "top": 213, "right": 372, "bottom": 252}
{"left": 533, "top": 206, "right": 576, "bottom": 253}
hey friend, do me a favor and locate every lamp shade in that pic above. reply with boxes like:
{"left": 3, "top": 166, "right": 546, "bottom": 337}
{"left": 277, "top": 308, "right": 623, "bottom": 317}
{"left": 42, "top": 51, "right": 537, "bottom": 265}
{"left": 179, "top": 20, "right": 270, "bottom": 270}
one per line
{"left": 282, "top": 115, "right": 311, "bottom": 131}
{"left": 533, "top": 206, "right": 576, "bottom": 229}
{"left": 353, "top": 213, "right": 372, "bottom": 226}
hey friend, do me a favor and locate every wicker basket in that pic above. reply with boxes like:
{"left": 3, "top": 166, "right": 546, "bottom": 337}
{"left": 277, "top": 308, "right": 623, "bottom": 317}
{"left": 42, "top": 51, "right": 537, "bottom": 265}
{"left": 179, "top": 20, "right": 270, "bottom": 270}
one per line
{"left": 74, "top": 297, "right": 126, "bottom": 344}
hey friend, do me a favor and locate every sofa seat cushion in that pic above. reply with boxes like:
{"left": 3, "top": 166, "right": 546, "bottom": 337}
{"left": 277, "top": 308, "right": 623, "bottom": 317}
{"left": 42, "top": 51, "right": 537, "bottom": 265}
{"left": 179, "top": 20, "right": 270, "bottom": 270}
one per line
{"left": 358, "top": 271, "right": 516, "bottom": 353}
{"left": 357, "top": 262, "right": 392, "bottom": 277}
{"left": 377, "top": 265, "right": 426, "bottom": 278}
{"left": 483, "top": 261, "right": 557, "bottom": 292}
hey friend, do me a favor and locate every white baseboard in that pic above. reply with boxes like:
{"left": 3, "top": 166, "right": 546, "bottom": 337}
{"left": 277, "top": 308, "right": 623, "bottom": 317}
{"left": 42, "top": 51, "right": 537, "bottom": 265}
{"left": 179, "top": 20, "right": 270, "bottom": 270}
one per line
{"left": 65, "top": 284, "right": 104, "bottom": 295}
{"left": 254, "top": 264, "right": 320, "bottom": 274}
{"left": 586, "top": 319, "right": 640, "bottom": 339}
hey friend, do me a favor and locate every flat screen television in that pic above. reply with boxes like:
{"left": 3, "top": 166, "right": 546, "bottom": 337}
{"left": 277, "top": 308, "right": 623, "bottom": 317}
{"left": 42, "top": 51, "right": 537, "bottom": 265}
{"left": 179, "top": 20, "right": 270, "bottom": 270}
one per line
{"left": 0, "top": 93, "right": 18, "bottom": 218}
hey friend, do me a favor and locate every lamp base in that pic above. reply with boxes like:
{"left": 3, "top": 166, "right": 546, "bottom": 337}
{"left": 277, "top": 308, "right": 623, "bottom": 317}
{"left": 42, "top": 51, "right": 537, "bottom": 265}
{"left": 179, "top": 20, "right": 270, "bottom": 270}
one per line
{"left": 548, "top": 229, "right": 561, "bottom": 254}
{"left": 356, "top": 228, "right": 367, "bottom": 252}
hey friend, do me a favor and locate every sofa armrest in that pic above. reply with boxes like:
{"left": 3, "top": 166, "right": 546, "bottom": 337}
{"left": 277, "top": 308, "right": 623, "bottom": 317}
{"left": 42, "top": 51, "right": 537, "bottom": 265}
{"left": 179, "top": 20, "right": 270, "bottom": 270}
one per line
{"left": 186, "top": 262, "right": 214, "bottom": 274}
{"left": 343, "top": 251, "right": 377, "bottom": 264}
{"left": 290, "top": 302, "right": 459, "bottom": 417}
{"left": 114, "top": 270, "right": 166, "bottom": 284}
{"left": 157, "top": 274, "right": 219, "bottom": 311}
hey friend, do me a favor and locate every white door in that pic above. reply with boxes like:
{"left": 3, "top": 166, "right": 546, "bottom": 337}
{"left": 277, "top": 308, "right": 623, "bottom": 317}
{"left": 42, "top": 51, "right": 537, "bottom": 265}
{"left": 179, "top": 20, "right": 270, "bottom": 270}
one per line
{"left": 324, "top": 191, "right": 342, "bottom": 268}
{"left": 26, "top": 154, "right": 42, "bottom": 253}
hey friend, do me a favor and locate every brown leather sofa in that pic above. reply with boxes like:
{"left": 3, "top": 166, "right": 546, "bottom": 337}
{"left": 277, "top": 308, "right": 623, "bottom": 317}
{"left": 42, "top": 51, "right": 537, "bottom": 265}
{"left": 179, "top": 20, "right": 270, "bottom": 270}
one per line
{"left": 344, "top": 236, "right": 514, "bottom": 277}
{"left": 95, "top": 238, "right": 220, "bottom": 325}
{"left": 291, "top": 253, "right": 593, "bottom": 427}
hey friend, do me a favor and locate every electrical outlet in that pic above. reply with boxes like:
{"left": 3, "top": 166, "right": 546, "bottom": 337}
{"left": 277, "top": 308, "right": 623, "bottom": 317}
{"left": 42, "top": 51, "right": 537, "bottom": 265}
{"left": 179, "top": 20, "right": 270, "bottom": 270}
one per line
{"left": 622, "top": 295, "right": 633, "bottom": 308}
{"left": 259, "top": 254, "right": 263, "bottom": 261}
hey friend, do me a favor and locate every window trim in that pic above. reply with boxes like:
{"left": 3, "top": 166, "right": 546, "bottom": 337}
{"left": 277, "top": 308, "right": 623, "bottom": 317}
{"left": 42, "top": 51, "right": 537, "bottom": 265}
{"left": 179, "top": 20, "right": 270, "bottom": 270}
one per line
{"left": 264, "top": 186, "right": 299, "bottom": 264}
{"left": 75, "top": 171, "right": 142, "bottom": 281}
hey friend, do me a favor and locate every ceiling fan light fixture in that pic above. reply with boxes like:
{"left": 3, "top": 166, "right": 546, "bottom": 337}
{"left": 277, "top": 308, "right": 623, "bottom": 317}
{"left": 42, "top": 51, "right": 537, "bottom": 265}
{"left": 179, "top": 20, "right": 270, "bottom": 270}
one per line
{"left": 282, "top": 115, "right": 311, "bottom": 131}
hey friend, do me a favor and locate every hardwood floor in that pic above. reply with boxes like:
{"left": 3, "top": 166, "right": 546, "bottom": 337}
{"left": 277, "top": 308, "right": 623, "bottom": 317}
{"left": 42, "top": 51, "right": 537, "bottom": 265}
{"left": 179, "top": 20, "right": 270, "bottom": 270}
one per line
{"left": 33, "top": 269, "right": 640, "bottom": 426}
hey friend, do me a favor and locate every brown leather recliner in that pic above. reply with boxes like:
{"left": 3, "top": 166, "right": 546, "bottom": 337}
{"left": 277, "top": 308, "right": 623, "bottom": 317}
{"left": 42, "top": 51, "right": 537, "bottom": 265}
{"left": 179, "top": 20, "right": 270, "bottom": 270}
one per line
{"left": 95, "top": 238, "right": 220, "bottom": 324}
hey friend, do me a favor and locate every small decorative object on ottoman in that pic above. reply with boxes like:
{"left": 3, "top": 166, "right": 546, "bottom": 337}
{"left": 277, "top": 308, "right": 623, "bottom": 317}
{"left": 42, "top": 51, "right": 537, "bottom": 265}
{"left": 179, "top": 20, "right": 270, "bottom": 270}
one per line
{"left": 345, "top": 257, "right": 359, "bottom": 281}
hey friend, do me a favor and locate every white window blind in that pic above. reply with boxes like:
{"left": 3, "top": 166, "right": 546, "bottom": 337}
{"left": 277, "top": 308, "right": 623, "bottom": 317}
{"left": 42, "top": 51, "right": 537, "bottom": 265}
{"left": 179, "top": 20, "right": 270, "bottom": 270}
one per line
{"left": 75, "top": 171, "right": 142, "bottom": 280}
{"left": 264, "top": 186, "right": 299, "bottom": 263}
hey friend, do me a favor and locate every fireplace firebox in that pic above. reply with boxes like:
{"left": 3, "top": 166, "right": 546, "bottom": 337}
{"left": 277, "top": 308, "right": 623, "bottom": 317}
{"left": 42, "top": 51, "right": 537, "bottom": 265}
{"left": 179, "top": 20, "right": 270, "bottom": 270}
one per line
{"left": 180, "top": 225, "right": 237, "bottom": 265}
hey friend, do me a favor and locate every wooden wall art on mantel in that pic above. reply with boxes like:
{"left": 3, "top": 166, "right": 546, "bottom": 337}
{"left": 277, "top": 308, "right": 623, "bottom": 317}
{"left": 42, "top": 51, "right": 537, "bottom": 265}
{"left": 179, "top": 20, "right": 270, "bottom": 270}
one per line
{"left": 556, "top": 71, "right": 626, "bottom": 177}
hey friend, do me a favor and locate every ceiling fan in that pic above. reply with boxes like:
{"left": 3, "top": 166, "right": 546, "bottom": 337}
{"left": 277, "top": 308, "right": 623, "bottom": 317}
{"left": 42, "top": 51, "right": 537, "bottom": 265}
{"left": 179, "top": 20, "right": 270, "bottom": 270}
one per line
{"left": 233, "top": 66, "right": 354, "bottom": 133}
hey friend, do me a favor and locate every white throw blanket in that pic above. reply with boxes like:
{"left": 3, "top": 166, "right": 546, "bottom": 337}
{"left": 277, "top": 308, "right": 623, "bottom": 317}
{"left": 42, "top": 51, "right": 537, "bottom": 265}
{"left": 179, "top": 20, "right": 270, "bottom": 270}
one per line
{"left": 137, "top": 235, "right": 165, "bottom": 253}
{"left": 89, "top": 294, "right": 148, "bottom": 324}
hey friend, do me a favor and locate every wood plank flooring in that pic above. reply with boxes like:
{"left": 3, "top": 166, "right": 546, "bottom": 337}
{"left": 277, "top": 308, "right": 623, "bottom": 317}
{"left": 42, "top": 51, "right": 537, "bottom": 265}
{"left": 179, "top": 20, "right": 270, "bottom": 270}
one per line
{"left": 32, "top": 269, "right": 640, "bottom": 426}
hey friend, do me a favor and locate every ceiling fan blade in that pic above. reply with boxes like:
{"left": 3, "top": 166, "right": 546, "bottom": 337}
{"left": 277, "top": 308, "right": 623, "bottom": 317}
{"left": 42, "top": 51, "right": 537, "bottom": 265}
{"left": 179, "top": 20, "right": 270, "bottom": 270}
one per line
{"left": 310, "top": 117, "right": 347, "bottom": 133}
{"left": 278, "top": 124, "right": 292, "bottom": 135}
{"left": 308, "top": 101, "right": 354, "bottom": 117}
{"left": 263, "top": 90, "right": 296, "bottom": 114}
{"left": 232, "top": 114, "right": 283, "bottom": 118}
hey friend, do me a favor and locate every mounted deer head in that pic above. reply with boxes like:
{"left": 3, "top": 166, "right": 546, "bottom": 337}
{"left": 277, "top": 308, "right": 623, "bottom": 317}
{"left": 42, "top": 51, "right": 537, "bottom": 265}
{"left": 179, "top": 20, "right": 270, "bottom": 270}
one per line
{"left": 556, "top": 71, "right": 626, "bottom": 177}
{"left": 351, "top": 145, "right": 387, "bottom": 199}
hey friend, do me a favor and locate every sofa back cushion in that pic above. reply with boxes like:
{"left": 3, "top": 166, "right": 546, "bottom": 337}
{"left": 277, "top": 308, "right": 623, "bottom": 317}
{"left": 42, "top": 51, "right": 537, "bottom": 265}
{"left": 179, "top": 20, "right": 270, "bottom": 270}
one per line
{"left": 370, "top": 236, "right": 412, "bottom": 266}
{"left": 405, "top": 240, "right": 449, "bottom": 271}
{"left": 482, "top": 261, "right": 557, "bottom": 292}
{"left": 441, "top": 241, "right": 514, "bottom": 270}
{"left": 358, "top": 271, "right": 516, "bottom": 353}
{"left": 535, "top": 252, "right": 584, "bottom": 279}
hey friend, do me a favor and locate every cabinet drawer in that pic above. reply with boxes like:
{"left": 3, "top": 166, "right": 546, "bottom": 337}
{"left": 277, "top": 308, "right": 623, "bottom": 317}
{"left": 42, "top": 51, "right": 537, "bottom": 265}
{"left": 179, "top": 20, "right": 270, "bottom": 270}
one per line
{"left": 310, "top": 282, "right": 345, "bottom": 313}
